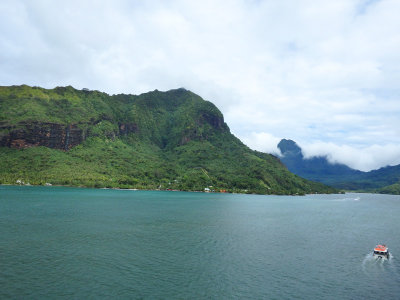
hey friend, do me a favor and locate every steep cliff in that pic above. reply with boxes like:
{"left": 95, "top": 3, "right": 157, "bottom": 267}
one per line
{"left": 0, "top": 122, "right": 84, "bottom": 150}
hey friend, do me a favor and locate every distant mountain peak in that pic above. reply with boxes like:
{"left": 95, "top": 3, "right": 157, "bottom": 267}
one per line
{"left": 276, "top": 138, "right": 369, "bottom": 189}
{"left": 278, "top": 139, "right": 303, "bottom": 158}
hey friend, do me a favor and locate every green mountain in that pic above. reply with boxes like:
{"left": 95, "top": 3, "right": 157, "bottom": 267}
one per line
{"left": 278, "top": 139, "right": 400, "bottom": 194}
{"left": 0, "top": 85, "right": 336, "bottom": 195}
{"left": 337, "top": 165, "right": 400, "bottom": 194}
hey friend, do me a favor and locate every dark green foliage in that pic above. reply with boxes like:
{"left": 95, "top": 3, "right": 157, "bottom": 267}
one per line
{"left": 0, "top": 85, "right": 337, "bottom": 194}
{"left": 378, "top": 183, "right": 400, "bottom": 195}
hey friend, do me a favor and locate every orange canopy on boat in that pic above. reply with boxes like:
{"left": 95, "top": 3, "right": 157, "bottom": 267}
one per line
{"left": 374, "top": 245, "right": 387, "bottom": 251}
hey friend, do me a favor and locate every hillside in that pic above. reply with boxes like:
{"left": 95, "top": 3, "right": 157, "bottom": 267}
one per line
{"left": 0, "top": 85, "right": 336, "bottom": 195}
{"left": 278, "top": 139, "right": 400, "bottom": 194}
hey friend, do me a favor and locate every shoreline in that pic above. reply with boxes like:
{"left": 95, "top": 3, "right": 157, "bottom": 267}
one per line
{"left": 0, "top": 183, "right": 344, "bottom": 196}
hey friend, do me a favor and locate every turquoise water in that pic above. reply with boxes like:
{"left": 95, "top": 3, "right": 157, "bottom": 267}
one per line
{"left": 1, "top": 186, "right": 399, "bottom": 299}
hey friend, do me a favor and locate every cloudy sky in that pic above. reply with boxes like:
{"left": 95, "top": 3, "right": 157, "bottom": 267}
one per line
{"left": 1, "top": 0, "right": 399, "bottom": 171}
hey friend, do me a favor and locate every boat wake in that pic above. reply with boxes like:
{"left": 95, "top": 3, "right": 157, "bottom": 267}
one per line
{"left": 332, "top": 196, "right": 361, "bottom": 202}
{"left": 362, "top": 253, "right": 397, "bottom": 277}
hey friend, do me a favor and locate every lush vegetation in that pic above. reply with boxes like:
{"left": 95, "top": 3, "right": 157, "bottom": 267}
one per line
{"left": 0, "top": 85, "right": 337, "bottom": 195}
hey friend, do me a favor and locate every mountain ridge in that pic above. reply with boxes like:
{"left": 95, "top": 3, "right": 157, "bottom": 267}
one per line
{"left": 0, "top": 85, "right": 336, "bottom": 195}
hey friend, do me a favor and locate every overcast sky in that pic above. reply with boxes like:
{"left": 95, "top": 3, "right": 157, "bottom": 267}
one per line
{"left": 1, "top": 0, "right": 399, "bottom": 171}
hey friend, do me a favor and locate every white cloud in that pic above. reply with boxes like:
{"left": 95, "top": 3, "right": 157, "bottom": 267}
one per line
{"left": 241, "top": 132, "right": 282, "bottom": 156}
{"left": 301, "top": 141, "right": 400, "bottom": 172}
{"left": 0, "top": 0, "right": 399, "bottom": 170}
{"left": 239, "top": 132, "right": 400, "bottom": 172}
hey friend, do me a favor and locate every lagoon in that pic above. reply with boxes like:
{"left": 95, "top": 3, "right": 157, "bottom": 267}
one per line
{"left": 1, "top": 186, "right": 399, "bottom": 299}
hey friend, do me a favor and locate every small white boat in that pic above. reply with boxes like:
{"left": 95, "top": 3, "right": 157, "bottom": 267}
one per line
{"left": 373, "top": 244, "right": 389, "bottom": 258}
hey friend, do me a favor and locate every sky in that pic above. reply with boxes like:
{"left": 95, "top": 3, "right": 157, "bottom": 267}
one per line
{"left": 1, "top": 0, "right": 399, "bottom": 171}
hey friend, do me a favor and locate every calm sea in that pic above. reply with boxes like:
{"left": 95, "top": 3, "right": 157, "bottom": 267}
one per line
{"left": 1, "top": 186, "right": 399, "bottom": 299}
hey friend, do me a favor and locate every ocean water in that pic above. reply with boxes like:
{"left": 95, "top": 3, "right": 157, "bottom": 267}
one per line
{"left": 1, "top": 186, "right": 399, "bottom": 299}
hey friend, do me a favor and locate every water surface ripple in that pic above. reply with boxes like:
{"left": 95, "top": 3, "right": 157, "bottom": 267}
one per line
{"left": 1, "top": 186, "right": 399, "bottom": 299}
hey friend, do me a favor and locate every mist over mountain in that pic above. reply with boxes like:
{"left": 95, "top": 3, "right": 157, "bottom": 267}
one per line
{"left": 278, "top": 139, "right": 362, "bottom": 180}
{"left": 278, "top": 139, "right": 400, "bottom": 194}
{"left": 0, "top": 85, "right": 336, "bottom": 195}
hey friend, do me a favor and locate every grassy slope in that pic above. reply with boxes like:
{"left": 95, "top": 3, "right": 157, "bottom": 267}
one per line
{"left": 0, "top": 85, "right": 336, "bottom": 194}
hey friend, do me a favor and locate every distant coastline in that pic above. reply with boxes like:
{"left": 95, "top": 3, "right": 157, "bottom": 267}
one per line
{"left": 1, "top": 183, "right": 340, "bottom": 196}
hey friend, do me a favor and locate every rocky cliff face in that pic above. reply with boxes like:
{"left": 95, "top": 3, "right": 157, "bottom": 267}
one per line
{"left": 0, "top": 114, "right": 223, "bottom": 151}
{"left": 0, "top": 122, "right": 85, "bottom": 150}
{"left": 0, "top": 86, "right": 226, "bottom": 151}
{"left": 0, "top": 121, "right": 141, "bottom": 151}
{"left": 198, "top": 112, "right": 225, "bottom": 130}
